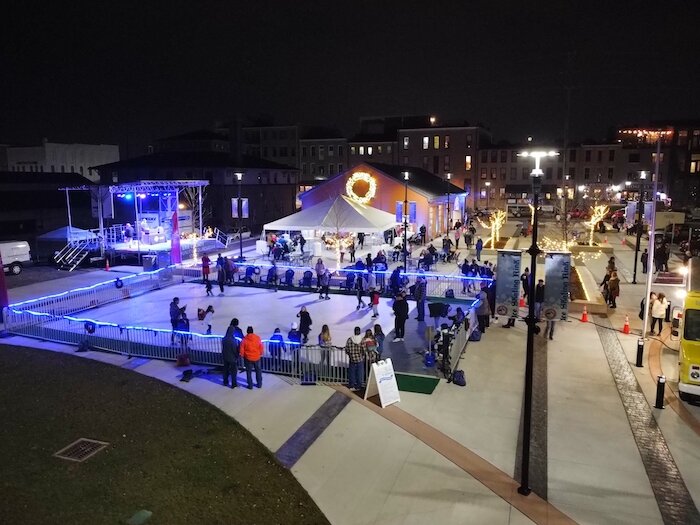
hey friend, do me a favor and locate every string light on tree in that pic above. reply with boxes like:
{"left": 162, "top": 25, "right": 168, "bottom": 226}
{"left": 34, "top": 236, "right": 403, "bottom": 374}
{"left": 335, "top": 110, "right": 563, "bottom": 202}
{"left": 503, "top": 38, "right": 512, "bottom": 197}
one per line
{"left": 585, "top": 205, "right": 609, "bottom": 246}
{"left": 345, "top": 172, "right": 377, "bottom": 204}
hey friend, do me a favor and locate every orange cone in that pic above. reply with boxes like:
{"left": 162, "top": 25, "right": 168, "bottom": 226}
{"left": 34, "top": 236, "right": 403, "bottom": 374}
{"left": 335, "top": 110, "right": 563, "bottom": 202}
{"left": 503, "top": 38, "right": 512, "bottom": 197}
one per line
{"left": 621, "top": 237, "right": 626, "bottom": 245}
{"left": 581, "top": 306, "right": 588, "bottom": 323}
{"left": 105, "top": 259, "right": 110, "bottom": 271}
{"left": 519, "top": 296, "right": 526, "bottom": 308}
{"left": 622, "top": 314, "right": 630, "bottom": 334}
{"left": 604, "top": 236, "right": 608, "bottom": 244}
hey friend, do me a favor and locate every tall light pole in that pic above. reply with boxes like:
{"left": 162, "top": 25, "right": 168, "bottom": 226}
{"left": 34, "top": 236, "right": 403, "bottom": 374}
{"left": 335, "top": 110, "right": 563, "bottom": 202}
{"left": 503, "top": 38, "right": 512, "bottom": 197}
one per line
{"left": 485, "top": 181, "right": 491, "bottom": 209}
{"left": 517, "top": 149, "right": 558, "bottom": 496}
{"left": 236, "top": 171, "right": 244, "bottom": 261}
{"left": 446, "top": 172, "right": 452, "bottom": 233}
{"left": 403, "top": 171, "right": 409, "bottom": 269}
{"left": 632, "top": 171, "right": 647, "bottom": 284}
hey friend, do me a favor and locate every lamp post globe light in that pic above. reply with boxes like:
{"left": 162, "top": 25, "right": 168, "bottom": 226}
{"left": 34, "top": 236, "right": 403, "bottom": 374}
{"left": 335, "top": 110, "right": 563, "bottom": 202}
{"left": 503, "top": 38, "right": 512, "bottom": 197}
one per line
{"left": 403, "top": 171, "right": 409, "bottom": 270}
{"left": 485, "top": 181, "right": 491, "bottom": 209}
{"left": 516, "top": 149, "right": 558, "bottom": 496}
{"left": 236, "top": 171, "right": 244, "bottom": 261}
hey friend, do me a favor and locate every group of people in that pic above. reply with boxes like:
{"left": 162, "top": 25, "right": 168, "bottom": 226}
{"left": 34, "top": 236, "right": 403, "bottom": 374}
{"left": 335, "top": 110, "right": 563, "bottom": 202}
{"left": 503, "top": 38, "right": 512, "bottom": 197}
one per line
{"left": 600, "top": 257, "right": 622, "bottom": 308}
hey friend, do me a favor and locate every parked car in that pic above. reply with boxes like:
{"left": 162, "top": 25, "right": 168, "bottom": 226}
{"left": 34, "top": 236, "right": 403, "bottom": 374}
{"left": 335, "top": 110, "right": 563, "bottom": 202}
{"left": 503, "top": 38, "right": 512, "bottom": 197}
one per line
{"left": 663, "top": 223, "right": 700, "bottom": 244}
{"left": 569, "top": 208, "right": 589, "bottom": 220}
{"left": 507, "top": 205, "right": 531, "bottom": 218}
{"left": 474, "top": 207, "right": 496, "bottom": 218}
{"left": 610, "top": 209, "right": 625, "bottom": 221}
{"left": 1, "top": 240, "right": 32, "bottom": 275}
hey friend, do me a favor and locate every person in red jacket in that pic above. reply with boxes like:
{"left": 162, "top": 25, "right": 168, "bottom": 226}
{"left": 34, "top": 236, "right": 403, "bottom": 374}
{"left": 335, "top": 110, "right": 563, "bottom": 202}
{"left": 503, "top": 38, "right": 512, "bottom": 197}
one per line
{"left": 240, "top": 326, "right": 264, "bottom": 389}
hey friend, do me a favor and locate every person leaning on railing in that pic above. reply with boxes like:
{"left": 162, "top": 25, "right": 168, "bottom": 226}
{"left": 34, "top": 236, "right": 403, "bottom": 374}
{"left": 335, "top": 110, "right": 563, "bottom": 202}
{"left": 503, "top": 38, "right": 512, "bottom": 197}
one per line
{"left": 318, "top": 324, "right": 332, "bottom": 368}
{"left": 345, "top": 327, "right": 366, "bottom": 391}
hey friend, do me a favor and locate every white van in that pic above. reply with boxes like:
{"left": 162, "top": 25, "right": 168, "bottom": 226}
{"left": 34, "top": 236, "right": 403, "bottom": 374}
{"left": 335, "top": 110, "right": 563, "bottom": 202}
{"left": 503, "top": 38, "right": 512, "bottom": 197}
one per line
{"left": 1, "top": 241, "right": 32, "bottom": 275}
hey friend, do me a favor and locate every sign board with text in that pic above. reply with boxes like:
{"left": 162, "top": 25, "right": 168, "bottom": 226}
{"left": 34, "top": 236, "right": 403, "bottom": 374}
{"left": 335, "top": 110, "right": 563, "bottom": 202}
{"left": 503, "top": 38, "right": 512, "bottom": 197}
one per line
{"left": 364, "top": 358, "right": 400, "bottom": 408}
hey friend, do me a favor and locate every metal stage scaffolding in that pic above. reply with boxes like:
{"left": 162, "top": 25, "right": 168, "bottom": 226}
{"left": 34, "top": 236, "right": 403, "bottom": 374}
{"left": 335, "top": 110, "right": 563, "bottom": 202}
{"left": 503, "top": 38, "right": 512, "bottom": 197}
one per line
{"left": 59, "top": 180, "right": 209, "bottom": 264}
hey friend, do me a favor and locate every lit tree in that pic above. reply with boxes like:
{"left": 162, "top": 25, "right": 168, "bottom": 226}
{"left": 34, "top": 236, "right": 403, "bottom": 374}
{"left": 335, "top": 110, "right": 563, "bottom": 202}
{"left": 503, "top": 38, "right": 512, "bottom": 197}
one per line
{"left": 586, "top": 205, "right": 609, "bottom": 246}
{"left": 181, "top": 186, "right": 212, "bottom": 232}
{"left": 477, "top": 209, "right": 507, "bottom": 248}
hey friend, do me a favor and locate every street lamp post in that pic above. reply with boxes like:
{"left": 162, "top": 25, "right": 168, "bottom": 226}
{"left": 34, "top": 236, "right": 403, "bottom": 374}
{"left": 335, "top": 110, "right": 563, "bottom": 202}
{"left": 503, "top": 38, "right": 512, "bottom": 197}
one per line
{"left": 446, "top": 173, "right": 452, "bottom": 234}
{"left": 485, "top": 181, "right": 491, "bottom": 209}
{"left": 632, "top": 172, "right": 647, "bottom": 284}
{"left": 403, "top": 171, "right": 409, "bottom": 270}
{"left": 517, "top": 150, "right": 558, "bottom": 496}
{"left": 236, "top": 171, "right": 244, "bottom": 261}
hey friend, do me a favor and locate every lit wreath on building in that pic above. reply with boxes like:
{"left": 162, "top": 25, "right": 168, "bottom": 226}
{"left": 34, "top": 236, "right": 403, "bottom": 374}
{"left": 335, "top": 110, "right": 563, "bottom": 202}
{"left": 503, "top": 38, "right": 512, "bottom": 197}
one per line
{"left": 345, "top": 172, "right": 376, "bottom": 204}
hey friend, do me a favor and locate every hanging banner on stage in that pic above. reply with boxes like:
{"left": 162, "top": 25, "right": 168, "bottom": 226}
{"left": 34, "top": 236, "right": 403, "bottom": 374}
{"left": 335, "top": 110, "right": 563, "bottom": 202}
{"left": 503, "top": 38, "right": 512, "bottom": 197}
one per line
{"left": 170, "top": 212, "right": 182, "bottom": 264}
{"left": 543, "top": 252, "right": 571, "bottom": 321}
{"left": 231, "top": 198, "right": 239, "bottom": 219}
{"left": 495, "top": 250, "right": 522, "bottom": 320}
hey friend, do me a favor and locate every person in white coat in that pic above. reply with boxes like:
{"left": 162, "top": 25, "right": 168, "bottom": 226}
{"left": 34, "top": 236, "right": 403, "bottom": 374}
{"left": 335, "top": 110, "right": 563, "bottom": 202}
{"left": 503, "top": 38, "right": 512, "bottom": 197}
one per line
{"left": 650, "top": 293, "right": 668, "bottom": 336}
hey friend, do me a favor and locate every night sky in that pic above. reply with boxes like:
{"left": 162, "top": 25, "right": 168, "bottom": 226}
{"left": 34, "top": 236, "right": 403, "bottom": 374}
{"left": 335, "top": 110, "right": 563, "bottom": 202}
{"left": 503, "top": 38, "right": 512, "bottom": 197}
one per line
{"left": 2, "top": 2, "right": 699, "bottom": 156}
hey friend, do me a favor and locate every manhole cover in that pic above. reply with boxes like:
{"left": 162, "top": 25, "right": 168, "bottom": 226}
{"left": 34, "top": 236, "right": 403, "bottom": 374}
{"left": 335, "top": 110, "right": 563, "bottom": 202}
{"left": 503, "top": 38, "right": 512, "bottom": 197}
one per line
{"left": 54, "top": 438, "right": 110, "bottom": 463}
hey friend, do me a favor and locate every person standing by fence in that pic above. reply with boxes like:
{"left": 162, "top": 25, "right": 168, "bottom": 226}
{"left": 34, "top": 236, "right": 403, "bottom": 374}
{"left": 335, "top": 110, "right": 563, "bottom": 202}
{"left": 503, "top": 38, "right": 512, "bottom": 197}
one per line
{"left": 344, "top": 326, "right": 366, "bottom": 391}
{"left": 240, "top": 326, "right": 263, "bottom": 389}
{"left": 268, "top": 327, "right": 286, "bottom": 370}
{"left": 318, "top": 324, "right": 332, "bottom": 370}
{"left": 392, "top": 292, "right": 409, "bottom": 342}
{"left": 221, "top": 318, "right": 242, "bottom": 388}
{"left": 170, "top": 297, "right": 181, "bottom": 344}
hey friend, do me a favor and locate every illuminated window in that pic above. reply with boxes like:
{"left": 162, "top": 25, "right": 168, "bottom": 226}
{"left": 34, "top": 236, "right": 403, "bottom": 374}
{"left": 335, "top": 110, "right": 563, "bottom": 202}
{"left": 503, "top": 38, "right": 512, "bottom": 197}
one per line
{"left": 403, "top": 137, "right": 409, "bottom": 149}
{"left": 691, "top": 161, "right": 697, "bottom": 173}
{"left": 545, "top": 192, "right": 552, "bottom": 200}
{"left": 422, "top": 136, "right": 429, "bottom": 149}
{"left": 350, "top": 146, "right": 356, "bottom": 155}
{"left": 444, "top": 135, "right": 450, "bottom": 149}
{"left": 359, "top": 146, "right": 365, "bottom": 155}
{"left": 377, "top": 145, "right": 383, "bottom": 154}
{"left": 433, "top": 136, "right": 440, "bottom": 149}
{"left": 491, "top": 168, "right": 497, "bottom": 179}
{"left": 500, "top": 187, "right": 505, "bottom": 196}
{"left": 367, "top": 146, "right": 373, "bottom": 156}
{"left": 511, "top": 151, "right": 518, "bottom": 162}
{"left": 652, "top": 152, "right": 665, "bottom": 164}
{"left": 480, "top": 168, "right": 487, "bottom": 179}
{"left": 387, "top": 144, "right": 392, "bottom": 153}
{"left": 465, "top": 155, "right": 472, "bottom": 171}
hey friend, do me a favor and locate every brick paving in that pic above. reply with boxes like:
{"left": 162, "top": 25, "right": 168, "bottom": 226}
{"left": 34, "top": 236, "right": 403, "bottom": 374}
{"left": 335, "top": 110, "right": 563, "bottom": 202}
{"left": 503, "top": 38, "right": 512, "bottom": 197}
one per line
{"left": 596, "top": 316, "right": 700, "bottom": 525}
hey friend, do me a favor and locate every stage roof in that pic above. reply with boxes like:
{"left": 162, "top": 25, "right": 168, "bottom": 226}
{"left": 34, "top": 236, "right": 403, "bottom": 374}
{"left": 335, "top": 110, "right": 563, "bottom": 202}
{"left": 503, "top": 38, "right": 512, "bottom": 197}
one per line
{"left": 264, "top": 195, "right": 397, "bottom": 233}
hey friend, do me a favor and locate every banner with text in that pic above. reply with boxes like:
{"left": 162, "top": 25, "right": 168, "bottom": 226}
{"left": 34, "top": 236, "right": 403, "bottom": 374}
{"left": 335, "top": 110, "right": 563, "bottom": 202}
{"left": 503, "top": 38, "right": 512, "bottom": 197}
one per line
{"left": 543, "top": 252, "right": 571, "bottom": 321}
{"left": 494, "top": 250, "right": 522, "bottom": 320}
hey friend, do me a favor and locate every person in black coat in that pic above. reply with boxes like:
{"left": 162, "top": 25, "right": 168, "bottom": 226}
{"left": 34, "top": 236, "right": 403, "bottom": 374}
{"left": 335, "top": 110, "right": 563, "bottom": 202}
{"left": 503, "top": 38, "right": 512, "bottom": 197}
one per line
{"left": 296, "top": 306, "right": 312, "bottom": 343}
{"left": 641, "top": 249, "right": 648, "bottom": 274}
{"left": 534, "top": 280, "right": 545, "bottom": 321}
{"left": 221, "top": 318, "right": 243, "bottom": 388}
{"left": 392, "top": 292, "right": 409, "bottom": 341}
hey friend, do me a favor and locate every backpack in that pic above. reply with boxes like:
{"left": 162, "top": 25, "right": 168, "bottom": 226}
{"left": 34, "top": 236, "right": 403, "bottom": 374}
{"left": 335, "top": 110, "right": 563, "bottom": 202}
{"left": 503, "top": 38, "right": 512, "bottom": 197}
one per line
{"left": 445, "top": 289, "right": 455, "bottom": 299}
{"left": 452, "top": 370, "right": 466, "bottom": 387}
{"left": 468, "top": 328, "right": 482, "bottom": 342}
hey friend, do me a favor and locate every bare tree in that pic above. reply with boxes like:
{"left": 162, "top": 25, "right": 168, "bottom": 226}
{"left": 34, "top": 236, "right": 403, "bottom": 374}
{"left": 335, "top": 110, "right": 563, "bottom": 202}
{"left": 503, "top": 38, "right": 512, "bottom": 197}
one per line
{"left": 181, "top": 187, "right": 213, "bottom": 231}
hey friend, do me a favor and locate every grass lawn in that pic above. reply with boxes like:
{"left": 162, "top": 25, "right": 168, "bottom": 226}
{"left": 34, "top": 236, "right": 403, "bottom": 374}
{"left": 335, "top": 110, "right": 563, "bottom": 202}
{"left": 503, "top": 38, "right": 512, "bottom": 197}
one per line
{"left": 0, "top": 344, "right": 330, "bottom": 525}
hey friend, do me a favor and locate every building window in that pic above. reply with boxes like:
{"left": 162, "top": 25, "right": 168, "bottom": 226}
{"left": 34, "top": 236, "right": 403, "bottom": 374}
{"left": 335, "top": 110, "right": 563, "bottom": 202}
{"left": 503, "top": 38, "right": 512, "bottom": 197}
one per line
{"left": 607, "top": 167, "right": 614, "bottom": 179}
{"left": 422, "top": 156, "right": 429, "bottom": 169}
{"left": 367, "top": 146, "right": 373, "bottom": 156}
{"left": 522, "top": 168, "right": 528, "bottom": 180}
{"left": 387, "top": 144, "right": 392, "bottom": 154}
{"left": 652, "top": 152, "right": 665, "bottom": 164}
{"left": 291, "top": 147, "right": 296, "bottom": 157}
{"left": 690, "top": 161, "right": 698, "bottom": 173}
{"left": 311, "top": 146, "right": 316, "bottom": 157}
{"left": 403, "top": 136, "right": 409, "bottom": 149}
{"left": 511, "top": 151, "right": 518, "bottom": 162}
{"left": 500, "top": 167, "right": 506, "bottom": 180}
{"left": 319, "top": 166, "right": 325, "bottom": 176}
{"left": 403, "top": 156, "right": 409, "bottom": 165}
{"left": 584, "top": 167, "right": 590, "bottom": 179}
{"left": 678, "top": 130, "right": 688, "bottom": 146}
{"left": 466, "top": 134, "right": 473, "bottom": 148}
{"left": 444, "top": 156, "right": 450, "bottom": 171}
{"left": 491, "top": 168, "right": 497, "bottom": 179}
{"left": 338, "top": 145, "right": 344, "bottom": 156}
{"left": 338, "top": 163, "right": 343, "bottom": 171}
{"left": 510, "top": 167, "right": 517, "bottom": 180}
{"left": 597, "top": 150, "right": 602, "bottom": 162}
{"left": 302, "top": 163, "right": 307, "bottom": 175}
{"left": 609, "top": 150, "right": 615, "bottom": 161}
{"left": 628, "top": 153, "right": 640, "bottom": 162}
{"left": 557, "top": 167, "right": 563, "bottom": 179}
{"left": 481, "top": 150, "right": 488, "bottom": 163}
{"left": 329, "top": 164, "right": 336, "bottom": 174}
{"left": 444, "top": 135, "right": 450, "bottom": 149}
{"left": 310, "top": 163, "right": 316, "bottom": 174}
{"left": 433, "top": 136, "right": 440, "bottom": 149}
{"left": 329, "top": 145, "right": 334, "bottom": 157}
{"left": 377, "top": 145, "right": 383, "bottom": 154}
{"left": 350, "top": 146, "right": 356, "bottom": 155}
{"left": 359, "top": 146, "right": 365, "bottom": 155}
{"left": 480, "top": 168, "right": 487, "bottom": 179}
{"left": 51, "top": 165, "right": 55, "bottom": 172}
{"left": 500, "top": 150, "right": 507, "bottom": 163}
{"left": 569, "top": 149, "right": 576, "bottom": 162}
{"left": 569, "top": 167, "right": 576, "bottom": 178}
{"left": 279, "top": 146, "right": 287, "bottom": 157}
{"left": 545, "top": 167, "right": 553, "bottom": 180}
{"left": 490, "top": 150, "right": 497, "bottom": 163}
{"left": 465, "top": 155, "right": 472, "bottom": 171}
{"left": 585, "top": 150, "right": 591, "bottom": 162}
{"left": 423, "top": 136, "right": 429, "bottom": 149}
{"left": 693, "top": 130, "right": 700, "bottom": 148}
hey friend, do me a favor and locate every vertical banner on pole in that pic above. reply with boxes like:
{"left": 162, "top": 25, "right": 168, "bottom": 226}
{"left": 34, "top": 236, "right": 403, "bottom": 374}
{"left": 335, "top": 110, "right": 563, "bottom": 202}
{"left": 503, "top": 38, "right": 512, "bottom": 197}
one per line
{"left": 241, "top": 198, "right": 249, "bottom": 219}
{"left": 409, "top": 202, "right": 417, "bottom": 223}
{"left": 231, "top": 198, "right": 239, "bottom": 219}
{"left": 543, "top": 252, "right": 571, "bottom": 321}
{"left": 170, "top": 212, "right": 182, "bottom": 264}
{"left": 495, "top": 250, "right": 522, "bottom": 320}
{"left": 395, "top": 201, "right": 403, "bottom": 223}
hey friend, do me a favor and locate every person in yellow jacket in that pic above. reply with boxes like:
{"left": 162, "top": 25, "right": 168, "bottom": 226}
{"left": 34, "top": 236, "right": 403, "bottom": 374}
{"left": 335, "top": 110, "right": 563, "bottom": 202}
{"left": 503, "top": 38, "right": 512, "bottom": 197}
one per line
{"left": 240, "top": 326, "right": 264, "bottom": 389}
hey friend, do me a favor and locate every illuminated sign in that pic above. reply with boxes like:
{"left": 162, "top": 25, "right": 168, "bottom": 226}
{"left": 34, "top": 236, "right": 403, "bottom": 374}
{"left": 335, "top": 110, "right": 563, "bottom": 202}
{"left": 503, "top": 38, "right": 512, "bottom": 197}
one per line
{"left": 345, "top": 172, "right": 376, "bottom": 204}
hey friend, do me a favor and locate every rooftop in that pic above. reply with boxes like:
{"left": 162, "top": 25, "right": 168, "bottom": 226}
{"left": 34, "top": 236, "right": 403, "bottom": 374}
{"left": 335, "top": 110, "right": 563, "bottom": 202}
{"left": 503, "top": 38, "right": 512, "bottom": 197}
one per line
{"left": 90, "top": 151, "right": 297, "bottom": 171}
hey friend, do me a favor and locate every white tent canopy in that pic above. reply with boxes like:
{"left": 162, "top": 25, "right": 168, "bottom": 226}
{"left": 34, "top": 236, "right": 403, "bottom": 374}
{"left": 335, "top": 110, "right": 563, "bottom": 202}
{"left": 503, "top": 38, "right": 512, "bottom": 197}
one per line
{"left": 37, "top": 226, "right": 98, "bottom": 242}
{"left": 264, "top": 195, "right": 397, "bottom": 233}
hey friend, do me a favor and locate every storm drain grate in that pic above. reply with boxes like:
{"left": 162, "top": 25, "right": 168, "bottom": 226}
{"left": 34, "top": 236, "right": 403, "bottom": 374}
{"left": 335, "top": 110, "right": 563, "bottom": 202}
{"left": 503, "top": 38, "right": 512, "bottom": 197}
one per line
{"left": 54, "top": 438, "right": 110, "bottom": 463}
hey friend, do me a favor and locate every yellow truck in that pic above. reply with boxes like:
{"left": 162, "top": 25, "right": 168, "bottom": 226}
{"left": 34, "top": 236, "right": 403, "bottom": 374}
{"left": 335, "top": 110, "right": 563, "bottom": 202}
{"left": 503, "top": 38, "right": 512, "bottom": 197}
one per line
{"left": 679, "top": 257, "right": 700, "bottom": 402}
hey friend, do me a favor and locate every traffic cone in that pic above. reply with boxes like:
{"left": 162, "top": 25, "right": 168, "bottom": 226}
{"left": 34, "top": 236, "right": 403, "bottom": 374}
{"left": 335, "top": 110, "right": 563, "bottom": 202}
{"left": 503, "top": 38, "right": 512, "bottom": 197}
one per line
{"left": 622, "top": 314, "right": 630, "bottom": 334}
{"left": 581, "top": 306, "right": 588, "bottom": 323}
{"left": 519, "top": 296, "right": 526, "bottom": 308}
{"left": 621, "top": 237, "right": 626, "bottom": 245}
{"left": 604, "top": 236, "right": 608, "bottom": 244}
{"left": 105, "top": 259, "right": 110, "bottom": 272}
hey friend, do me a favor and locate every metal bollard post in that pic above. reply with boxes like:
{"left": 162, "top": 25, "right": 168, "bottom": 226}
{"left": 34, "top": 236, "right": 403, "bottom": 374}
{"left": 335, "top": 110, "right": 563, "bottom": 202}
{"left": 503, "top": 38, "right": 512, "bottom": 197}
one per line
{"left": 635, "top": 338, "right": 644, "bottom": 368}
{"left": 655, "top": 375, "right": 666, "bottom": 409}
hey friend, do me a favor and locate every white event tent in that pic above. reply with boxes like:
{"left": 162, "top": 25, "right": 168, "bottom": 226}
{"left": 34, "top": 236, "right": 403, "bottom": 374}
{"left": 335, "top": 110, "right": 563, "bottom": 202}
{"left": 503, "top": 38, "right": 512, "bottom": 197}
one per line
{"left": 264, "top": 195, "right": 397, "bottom": 233}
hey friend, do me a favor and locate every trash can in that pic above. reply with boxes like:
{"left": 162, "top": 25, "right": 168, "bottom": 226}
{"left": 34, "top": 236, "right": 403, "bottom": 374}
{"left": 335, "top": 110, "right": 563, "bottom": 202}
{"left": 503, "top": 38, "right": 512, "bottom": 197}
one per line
{"left": 665, "top": 301, "right": 672, "bottom": 323}
{"left": 143, "top": 255, "right": 157, "bottom": 272}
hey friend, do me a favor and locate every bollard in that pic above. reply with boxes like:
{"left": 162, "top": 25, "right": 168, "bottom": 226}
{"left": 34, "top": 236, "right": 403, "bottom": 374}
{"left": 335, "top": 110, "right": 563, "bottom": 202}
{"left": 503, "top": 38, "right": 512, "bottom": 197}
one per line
{"left": 655, "top": 376, "right": 666, "bottom": 409}
{"left": 635, "top": 338, "right": 644, "bottom": 368}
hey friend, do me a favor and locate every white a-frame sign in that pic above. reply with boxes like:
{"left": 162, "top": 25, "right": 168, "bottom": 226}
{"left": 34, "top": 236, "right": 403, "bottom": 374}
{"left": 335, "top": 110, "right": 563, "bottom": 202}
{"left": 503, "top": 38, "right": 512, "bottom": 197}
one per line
{"left": 364, "top": 358, "right": 401, "bottom": 408}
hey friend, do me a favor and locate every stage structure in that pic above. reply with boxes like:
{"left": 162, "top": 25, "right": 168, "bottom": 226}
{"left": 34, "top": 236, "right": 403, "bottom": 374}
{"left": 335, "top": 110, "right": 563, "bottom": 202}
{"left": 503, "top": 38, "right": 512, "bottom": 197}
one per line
{"left": 58, "top": 180, "right": 210, "bottom": 268}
